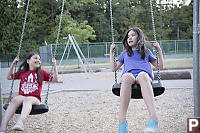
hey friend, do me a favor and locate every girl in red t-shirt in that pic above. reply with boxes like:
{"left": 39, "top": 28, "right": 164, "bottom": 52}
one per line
{"left": 0, "top": 52, "right": 58, "bottom": 132}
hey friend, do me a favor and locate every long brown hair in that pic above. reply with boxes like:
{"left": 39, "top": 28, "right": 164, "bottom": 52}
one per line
{"left": 122, "top": 27, "right": 146, "bottom": 59}
{"left": 18, "top": 52, "right": 41, "bottom": 84}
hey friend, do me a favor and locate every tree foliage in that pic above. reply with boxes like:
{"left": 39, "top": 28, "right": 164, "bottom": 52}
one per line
{"left": 0, "top": 0, "right": 193, "bottom": 55}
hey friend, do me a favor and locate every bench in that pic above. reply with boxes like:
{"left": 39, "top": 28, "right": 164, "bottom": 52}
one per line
{"left": 104, "top": 54, "right": 110, "bottom": 57}
{"left": 154, "top": 71, "right": 191, "bottom": 80}
{"left": 83, "top": 58, "right": 95, "bottom": 64}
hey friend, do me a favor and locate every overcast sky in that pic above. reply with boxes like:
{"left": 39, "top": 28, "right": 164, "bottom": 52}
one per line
{"left": 157, "top": 0, "right": 192, "bottom": 6}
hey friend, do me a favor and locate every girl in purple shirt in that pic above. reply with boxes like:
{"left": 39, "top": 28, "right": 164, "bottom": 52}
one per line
{"left": 110, "top": 27, "right": 164, "bottom": 133}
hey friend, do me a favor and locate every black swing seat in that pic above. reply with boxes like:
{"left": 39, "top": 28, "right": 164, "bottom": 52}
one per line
{"left": 112, "top": 82, "right": 165, "bottom": 99}
{"left": 3, "top": 103, "right": 49, "bottom": 115}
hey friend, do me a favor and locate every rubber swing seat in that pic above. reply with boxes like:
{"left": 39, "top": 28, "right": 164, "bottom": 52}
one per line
{"left": 112, "top": 82, "right": 165, "bottom": 99}
{"left": 3, "top": 103, "right": 49, "bottom": 115}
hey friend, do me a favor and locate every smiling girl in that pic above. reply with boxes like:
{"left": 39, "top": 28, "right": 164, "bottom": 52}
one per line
{"left": 0, "top": 52, "right": 58, "bottom": 132}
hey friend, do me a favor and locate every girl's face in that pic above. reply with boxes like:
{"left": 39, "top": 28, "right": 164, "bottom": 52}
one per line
{"left": 27, "top": 54, "right": 41, "bottom": 70}
{"left": 127, "top": 30, "right": 138, "bottom": 49}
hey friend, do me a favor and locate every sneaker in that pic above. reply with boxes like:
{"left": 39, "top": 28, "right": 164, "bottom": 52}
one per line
{"left": 144, "top": 119, "right": 158, "bottom": 133}
{"left": 118, "top": 122, "right": 128, "bottom": 133}
{"left": 12, "top": 121, "right": 24, "bottom": 131}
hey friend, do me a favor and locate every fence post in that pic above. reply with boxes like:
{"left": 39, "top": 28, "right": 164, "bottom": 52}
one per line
{"left": 106, "top": 43, "right": 108, "bottom": 58}
{"left": 87, "top": 44, "right": 90, "bottom": 59}
{"left": 175, "top": 40, "right": 177, "bottom": 54}
{"left": 168, "top": 41, "right": 170, "bottom": 54}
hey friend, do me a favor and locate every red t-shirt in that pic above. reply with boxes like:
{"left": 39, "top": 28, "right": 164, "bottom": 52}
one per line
{"left": 11, "top": 69, "right": 53, "bottom": 102}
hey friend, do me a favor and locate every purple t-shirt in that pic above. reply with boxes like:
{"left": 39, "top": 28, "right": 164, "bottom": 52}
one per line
{"left": 117, "top": 49, "right": 156, "bottom": 80}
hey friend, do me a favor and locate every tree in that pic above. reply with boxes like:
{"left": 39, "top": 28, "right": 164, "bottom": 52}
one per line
{"left": 0, "top": 0, "right": 193, "bottom": 55}
{"left": 47, "top": 13, "right": 96, "bottom": 44}
{"left": 0, "top": 0, "right": 24, "bottom": 55}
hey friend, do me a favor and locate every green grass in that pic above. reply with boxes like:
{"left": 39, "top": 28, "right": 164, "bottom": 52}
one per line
{"left": 164, "top": 59, "right": 193, "bottom": 68}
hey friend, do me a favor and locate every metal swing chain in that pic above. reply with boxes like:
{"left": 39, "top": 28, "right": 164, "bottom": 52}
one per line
{"left": 150, "top": 0, "right": 161, "bottom": 83}
{"left": 109, "top": 0, "right": 118, "bottom": 84}
{"left": 8, "top": 0, "right": 30, "bottom": 103}
{"left": 45, "top": 0, "right": 65, "bottom": 105}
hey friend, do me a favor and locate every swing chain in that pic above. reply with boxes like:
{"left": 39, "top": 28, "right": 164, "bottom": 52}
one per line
{"left": 150, "top": 0, "right": 157, "bottom": 41}
{"left": 7, "top": 0, "right": 30, "bottom": 104}
{"left": 150, "top": 0, "right": 161, "bottom": 82}
{"left": 54, "top": 0, "right": 65, "bottom": 59}
{"left": 8, "top": 65, "right": 17, "bottom": 103}
{"left": 109, "top": 0, "right": 117, "bottom": 84}
{"left": 45, "top": 0, "right": 65, "bottom": 105}
{"left": 109, "top": 0, "right": 114, "bottom": 44}
{"left": 17, "top": 0, "right": 30, "bottom": 57}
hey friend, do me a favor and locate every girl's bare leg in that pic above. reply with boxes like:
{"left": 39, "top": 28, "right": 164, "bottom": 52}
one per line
{"left": 136, "top": 72, "right": 158, "bottom": 121}
{"left": 13, "top": 96, "right": 40, "bottom": 130}
{"left": 119, "top": 73, "right": 136, "bottom": 123}
{"left": 0, "top": 95, "right": 24, "bottom": 130}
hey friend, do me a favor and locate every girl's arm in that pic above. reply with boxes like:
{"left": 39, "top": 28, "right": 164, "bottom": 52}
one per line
{"left": 7, "top": 56, "right": 19, "bottom": 80}
{"left": 51, "top": 58, "right": 58, "bottom": 82}
{"left": 151, "top": 42, "right": 164, "bottom": 70}
{"left": 110, "top": 43, "right": 123, "bottom": 72}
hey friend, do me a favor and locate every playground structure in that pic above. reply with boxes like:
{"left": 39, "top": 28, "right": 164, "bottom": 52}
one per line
{"left": 40, "top": 34, "right": 94, "bottom": 75}
{"left": 0, "top": 0, "right": 197, "bottom": 132}
{"left": 59, "top": 34, "right": 93, "bottom": 74}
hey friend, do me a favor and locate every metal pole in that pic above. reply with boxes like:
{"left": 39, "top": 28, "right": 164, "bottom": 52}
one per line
{"left": 87, "top": 44, "right": 90, "bottom": 59}
{"left": 69, "top": 35, "right": 88, "bottom": 74}
{"left": 50, "top": 44, "right": 53, "bottom": 61}
{"left": 193, "top": 0, "right": 200, "bottom": 117}
{"left": 0, "top": 62, "right": 2, "bottom": 122}
{"left": 71, "top": 36, "right": 93, "bottom": 73}
{"left": 59, "top": 38, "right": 70, "bottom": 66}
{"left": 175, "top": 40, "right": 177, "bottom": 54}
{"left": 62, "top": 42, "right": 72, "bottom": 74}
{"left": 106, "top": 43, "right": 108, "bottom": 58}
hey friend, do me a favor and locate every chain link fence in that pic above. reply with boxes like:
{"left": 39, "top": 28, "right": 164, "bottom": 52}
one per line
{"left": 40, "top": 39, "right": 193, "bottom": 65}
{"left": 0, "top": 40, "right": 193, "bottom": 67}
